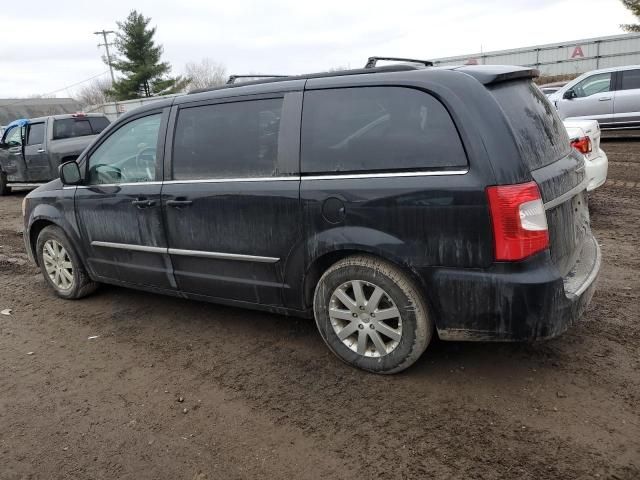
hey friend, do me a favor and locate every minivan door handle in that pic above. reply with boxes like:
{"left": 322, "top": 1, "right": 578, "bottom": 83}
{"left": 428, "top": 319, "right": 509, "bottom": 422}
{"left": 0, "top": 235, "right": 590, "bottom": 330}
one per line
{"left": 166, "top": 199, "right": 193, "bottom": 208}
{"left": 598, "top": 97, "right": 612, "bottom": 101}
{"left": 131, "top": 198, "right": 157, "bottom": 208}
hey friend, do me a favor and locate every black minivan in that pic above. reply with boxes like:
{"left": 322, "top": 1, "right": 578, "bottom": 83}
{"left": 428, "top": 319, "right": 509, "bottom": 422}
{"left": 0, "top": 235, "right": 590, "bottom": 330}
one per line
{"left": 22, "top": 62, "right": 600, "bottom": 373}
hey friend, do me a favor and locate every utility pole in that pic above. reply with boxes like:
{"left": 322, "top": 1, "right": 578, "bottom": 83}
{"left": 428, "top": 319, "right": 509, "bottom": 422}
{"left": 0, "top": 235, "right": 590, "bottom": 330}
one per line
{"left": 94, "top": 30, "right": 116, "bottom": 84}
{"left": 94, "top": 30, "right": 118, "bottom": 115}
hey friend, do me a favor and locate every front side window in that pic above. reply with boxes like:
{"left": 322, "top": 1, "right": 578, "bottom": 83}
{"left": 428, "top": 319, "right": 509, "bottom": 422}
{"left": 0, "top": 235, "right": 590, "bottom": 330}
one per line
{"left": 26, "top": 123, "right": 45, "bottom": 145}
{"left": 88, "top": 114, "right": 161, "bottom": 185}
{"left": 620, "top": 69, "right": 640, "bottom": 91}
{"left": 301, "top": 87, "right": 467, "bottom": 174}
{"left": 573, "top": 73, "right": 612, "bottom": 98}
{"left": 3, "top": 126, "right": 23, "bottom": 146}
{"left": 172, "top": 98, "right": 283, "bottom": 180}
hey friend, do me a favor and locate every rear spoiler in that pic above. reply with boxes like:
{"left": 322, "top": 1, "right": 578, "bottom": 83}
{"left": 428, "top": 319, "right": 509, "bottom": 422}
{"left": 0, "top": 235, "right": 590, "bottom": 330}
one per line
{"left": 453, "top": 65, "right": 539, "bottom": 85}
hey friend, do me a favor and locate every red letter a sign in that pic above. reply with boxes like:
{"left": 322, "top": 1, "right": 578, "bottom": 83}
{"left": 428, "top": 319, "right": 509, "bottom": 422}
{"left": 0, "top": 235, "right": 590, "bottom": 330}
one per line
{"left": 571, "top": 46, "right": 585, "bottom": 59}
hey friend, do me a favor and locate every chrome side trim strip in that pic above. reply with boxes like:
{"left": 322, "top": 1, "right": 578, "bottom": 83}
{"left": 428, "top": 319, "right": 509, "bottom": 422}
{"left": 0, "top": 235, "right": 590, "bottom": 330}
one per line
{"left": 90, "top": 241, "right": 278, "bottom": 263}
{"left": 168, "top": 248, "right": 279, "bottom": 263}
{"left": 163, "top": 176, "right": 298, "bottom": 185}
{"left": 91, "top": 241, "right": 167, "bottom": 254}
{"left": 76, "top": 181, "right": 164, "bottom": 189}
{"left": 301, "top": 169, "right": 468, "bottom": 180}
{"left": 68, "top": 170, "right": 467, "bottom": 188}
{"left": 544, "top": 178, "right": 588, "bottom": 210}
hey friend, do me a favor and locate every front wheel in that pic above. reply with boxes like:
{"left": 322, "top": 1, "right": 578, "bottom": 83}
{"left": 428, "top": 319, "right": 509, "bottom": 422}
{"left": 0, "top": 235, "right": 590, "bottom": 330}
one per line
{"left": 36, "top": 225, "right": 97, "bottom": 299}
{"left": 313, "top": 255, "right": 433, "bottom": 374}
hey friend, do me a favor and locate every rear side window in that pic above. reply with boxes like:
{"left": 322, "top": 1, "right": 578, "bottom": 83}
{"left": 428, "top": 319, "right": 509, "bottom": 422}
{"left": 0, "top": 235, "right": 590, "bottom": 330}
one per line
{"left": 301, "top": 87, "right": 467, "bottom": 174}
{"left": 172, "top": 98, "right": 283, "bottom": 180}
{"left": 26, "top": 123, "right": 45, "bottom": 145}
{"left": 620, "top": 69, "right": 640, "bottom": 91}
{"left": 89, "top": 116, "right": 110, "bottom": 134}
{"left": 52, "top": 117, "right": 106, "bottom": 140}
{"left": 490, "top": 81, "right": 570, "bottom": 170}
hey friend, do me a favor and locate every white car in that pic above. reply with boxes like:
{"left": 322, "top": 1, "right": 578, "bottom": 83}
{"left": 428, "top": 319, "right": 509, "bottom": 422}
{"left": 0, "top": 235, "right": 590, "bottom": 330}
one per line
{"left": 563, "top": 119, "right": 608, "bottom": 191}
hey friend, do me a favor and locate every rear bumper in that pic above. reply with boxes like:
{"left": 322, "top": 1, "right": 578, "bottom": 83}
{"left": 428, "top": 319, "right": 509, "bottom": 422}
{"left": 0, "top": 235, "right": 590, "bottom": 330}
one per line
{"left": 585, "top": 150, "right": 608, "bottom": 192}
{"left": 427, "top": 234, "right": 601, "bottom": 342}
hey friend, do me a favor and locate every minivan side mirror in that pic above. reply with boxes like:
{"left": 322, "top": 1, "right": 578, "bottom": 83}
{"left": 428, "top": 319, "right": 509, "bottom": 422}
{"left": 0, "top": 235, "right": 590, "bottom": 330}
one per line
{"left": 59, "top": 161, "right": 82, "bottom": 185}
{"left": 563, "top": 89, "right": 577, "bottom": 100}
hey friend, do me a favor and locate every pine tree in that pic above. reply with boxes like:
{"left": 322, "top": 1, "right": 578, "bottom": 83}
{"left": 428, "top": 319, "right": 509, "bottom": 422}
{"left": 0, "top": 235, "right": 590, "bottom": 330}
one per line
{"left": 108, "top": 10, "right": 188, "bottom": 100}
{"left": 621, "top": 0, "right": 640, "bottom": 32}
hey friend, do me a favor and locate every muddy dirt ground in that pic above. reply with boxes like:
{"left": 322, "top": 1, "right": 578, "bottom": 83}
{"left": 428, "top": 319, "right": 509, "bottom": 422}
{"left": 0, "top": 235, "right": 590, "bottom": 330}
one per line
{"left": 1, "top": 140, "right": 638, "bottom": 480}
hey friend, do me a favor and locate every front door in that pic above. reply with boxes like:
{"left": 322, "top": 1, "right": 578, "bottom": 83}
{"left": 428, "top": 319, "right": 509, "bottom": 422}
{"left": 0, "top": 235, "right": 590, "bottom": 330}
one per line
{"left": 0, "top": 125, "right": 27, "bottom": 182}
{"left": 74, "top": 110, "right": 174, "bottom": 289}
{"left": 162, "top": 93, "right": 302, "bottom": 306}
{"left": 23, "top": 122, "right": 49, "bottom": 181}
{"left": 557, "top": 72, "right": 614, "bottom": 123}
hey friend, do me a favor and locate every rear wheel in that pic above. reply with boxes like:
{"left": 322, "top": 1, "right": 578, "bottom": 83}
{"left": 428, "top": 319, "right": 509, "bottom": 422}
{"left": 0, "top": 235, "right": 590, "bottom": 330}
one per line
{"left": 36, "top": 226, "right": 97, "bottom": 299}
{"left": 0, "top": 171, "right": 11, "bottom": 196}
{"left": 313, "top": 255, "right": 433, "bottom": 374}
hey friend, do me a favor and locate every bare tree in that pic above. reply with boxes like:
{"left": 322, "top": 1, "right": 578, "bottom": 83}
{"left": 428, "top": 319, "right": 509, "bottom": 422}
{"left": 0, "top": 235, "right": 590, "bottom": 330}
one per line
{"left": 74, "top": 78, "right": 113, "bottom": 107}
{"left": 184, "top": 58, "right": 227, "bottom": 91}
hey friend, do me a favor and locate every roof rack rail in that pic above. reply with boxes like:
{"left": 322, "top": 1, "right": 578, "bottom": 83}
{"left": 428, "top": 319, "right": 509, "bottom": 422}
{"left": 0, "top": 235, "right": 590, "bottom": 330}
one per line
{"left": 364, "top": 56, "right": 433, "bottom": 69}
{"left": 226, "top": 74, "right": 289, "bottom": 85}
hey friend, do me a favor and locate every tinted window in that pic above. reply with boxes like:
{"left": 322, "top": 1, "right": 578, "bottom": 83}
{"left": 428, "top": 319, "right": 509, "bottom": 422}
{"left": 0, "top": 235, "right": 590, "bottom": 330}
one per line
{"left": 88, "top": 114, "right": 161, "bottom": 185}
{"left": 573, "top": 73, "right": 612, "bottom": 98}
{"left": 26, "top": 123, "right": 45, "bottom": 145}
{"left": 620, "top": 69, "right": 640, "bottom": 91}
{"left": 301, "top": 87, "right": 467, "bottom": 174}
{"left": 490, "top": 81, "right": 570, "bottom": 170}
{"left": 89, "top": 116, "right": 110, "bottom": 134}
{"left": 53, "top": 118, "right": 103, "bottom": 140}
{"left": 173, "top": 98, "right": 283, "bottom": 180}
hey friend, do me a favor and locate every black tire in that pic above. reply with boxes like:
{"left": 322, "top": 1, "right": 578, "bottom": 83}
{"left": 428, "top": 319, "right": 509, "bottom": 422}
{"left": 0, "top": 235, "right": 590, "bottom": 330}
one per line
{"left": 36, "top": 225, "right": 98, "bottom": 299}
{"left": 0, "top": 171, "right": 11, "bottom": 196}
{"left": 313, "top": 255, "right": 433, "bottom": 374}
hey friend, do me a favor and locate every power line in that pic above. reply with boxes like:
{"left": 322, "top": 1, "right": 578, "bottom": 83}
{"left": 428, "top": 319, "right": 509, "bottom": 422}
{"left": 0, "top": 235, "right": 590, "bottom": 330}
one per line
{"left": 1, "top": 70, "right": 111, "bottom": 109}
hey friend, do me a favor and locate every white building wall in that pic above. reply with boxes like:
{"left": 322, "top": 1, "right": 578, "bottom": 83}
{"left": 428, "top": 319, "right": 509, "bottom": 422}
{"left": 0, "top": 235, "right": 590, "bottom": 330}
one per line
{"left": 431, "top": 33, "right": 640, "bottom": 76}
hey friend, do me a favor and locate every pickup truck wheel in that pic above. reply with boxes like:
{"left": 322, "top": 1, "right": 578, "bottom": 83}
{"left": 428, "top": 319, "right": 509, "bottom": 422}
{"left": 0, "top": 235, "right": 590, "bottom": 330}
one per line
{"left": 36, "top": 226, "right": 97, "bottom": 299}
{"left": 313, "top": 255, "right": 433, "bottom": 374}
{"left": 0, "top": 172, "right": 11, "bottom": 196}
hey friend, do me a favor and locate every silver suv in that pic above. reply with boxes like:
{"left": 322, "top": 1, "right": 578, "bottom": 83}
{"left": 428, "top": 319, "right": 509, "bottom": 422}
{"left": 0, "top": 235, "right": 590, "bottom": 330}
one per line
{"left": 549, "top": 65, "right": 640, "bottom": 130}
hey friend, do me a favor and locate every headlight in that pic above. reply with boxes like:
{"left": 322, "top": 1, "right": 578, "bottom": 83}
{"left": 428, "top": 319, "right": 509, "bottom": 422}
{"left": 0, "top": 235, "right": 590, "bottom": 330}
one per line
{"left": 21, "top": 197, "right": 28, "bottom": 217}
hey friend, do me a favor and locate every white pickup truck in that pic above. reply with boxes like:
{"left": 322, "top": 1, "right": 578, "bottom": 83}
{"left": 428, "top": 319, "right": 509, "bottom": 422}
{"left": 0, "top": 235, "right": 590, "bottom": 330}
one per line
{"left": 564, "top": 119, "right": 608, "bottom": 191}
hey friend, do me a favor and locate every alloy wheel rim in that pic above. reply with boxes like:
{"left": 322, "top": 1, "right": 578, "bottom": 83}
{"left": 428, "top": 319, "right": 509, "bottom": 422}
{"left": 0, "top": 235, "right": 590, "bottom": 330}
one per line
{"left": 328, "top": 280, "right": 402, "bottom": 358}
{"left": 42, "top": 239, "right": 74, "bottom": 291}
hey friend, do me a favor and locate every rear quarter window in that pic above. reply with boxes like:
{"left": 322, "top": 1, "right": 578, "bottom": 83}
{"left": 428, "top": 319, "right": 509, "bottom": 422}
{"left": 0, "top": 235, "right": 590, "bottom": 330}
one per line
{"left": 489, "top": 81, "right": 570, "bottom": 170}
{"left": 301, "top": 86, "right": 468, "bottom": 174}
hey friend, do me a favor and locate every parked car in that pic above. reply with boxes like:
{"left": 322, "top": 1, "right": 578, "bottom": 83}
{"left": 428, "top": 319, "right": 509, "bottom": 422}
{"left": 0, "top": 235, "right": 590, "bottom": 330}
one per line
{"left": 539, "top": 81, "right": 567, "bottom": 96}
{"left": 549, "top": 65, "right": 640, "bottom": 129}
{"left": 564, "top": 119, "right": 608, "bottom": 191}
{"left": 0, "top": 113, "right": 110, "bottom": 195}
{"left": 22, "top": 62, "right": 600, "bottom": 374}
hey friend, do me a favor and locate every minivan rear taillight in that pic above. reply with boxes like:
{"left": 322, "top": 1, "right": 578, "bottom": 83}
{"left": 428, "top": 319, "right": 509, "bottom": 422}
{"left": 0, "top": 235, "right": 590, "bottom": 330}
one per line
{"left": 570, "top": 136, "right": 592, "bottom": 154}
{"left": 486, "top": 182, "right": 549, "bottom": 261}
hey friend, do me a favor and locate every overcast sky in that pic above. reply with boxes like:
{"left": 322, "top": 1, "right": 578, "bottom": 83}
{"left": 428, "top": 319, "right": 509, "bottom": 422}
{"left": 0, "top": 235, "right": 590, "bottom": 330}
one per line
{"left": 0, "top": 0, "right": 636, "bottom": 98}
